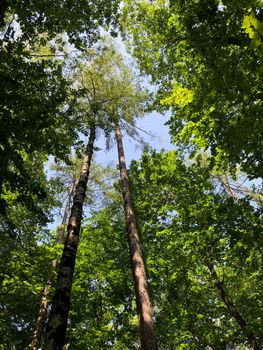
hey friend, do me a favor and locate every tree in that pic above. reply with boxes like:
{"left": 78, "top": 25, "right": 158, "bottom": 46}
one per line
{"left": 43, "top": 125, "right": 96, "bottom": 349}
{"left": 31, "top": 174, "right": 76, "bottom": 350}
{"left": 115, "top": 125, "right": 158, "bottom": 350}
{"left": 0, "top": 0, "right": 120, "bottom": 48}
{"left": 66, "top": 203, "right": 138, "bottom": 349}
{"left": 0, "top": 177, "right": 61, "bottom": 349}
{"left": 44, "top": 42, "right": 151, "bottom": 348}
{"left": 31, "top": 156, "right": 118, "bottom": 349}
{"left": 128, "top": 149, "right": 263, "bottom": 349}
{"left": 121, "top": 0, "right": 263, "bottom": 179}
{"left": 0, "top": 237, "right": 55, "bottom": 349}
{"left": 0, "top": 40, "right": 77, "bottom": 220}
{"left": 0, "top": 0, "right": 120, "bottom": 221}
{"left": 76, "top": 42, "right": 158, "bottom": 348}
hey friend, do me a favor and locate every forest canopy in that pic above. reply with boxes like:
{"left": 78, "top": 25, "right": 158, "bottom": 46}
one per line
{"left": 0, "top": 1, "right": 262, "bottom": 350}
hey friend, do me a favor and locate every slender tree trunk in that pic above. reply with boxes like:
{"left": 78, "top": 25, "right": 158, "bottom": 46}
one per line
{"left": 115, "top": 124, "right": 158, "bottom": 350}
{"left": 220, "top": 175, "right": 240, "bottom": 203}
{"left": 31, "top": 279, "right": 52, "bottom": 350}
{"left": 43, "top": 125, "right": 96, "bottom": 350}
{"left": 56, "top": 177, "right": 76, "bottom": 245}
{"left": 206, "top": 261, "right": 260, "bottom": 350}
{"left": 31, "top": 177, "right": 76, "bottom": 350}
{"left": 216, "top": 175, "right": 260, "bottom": 348}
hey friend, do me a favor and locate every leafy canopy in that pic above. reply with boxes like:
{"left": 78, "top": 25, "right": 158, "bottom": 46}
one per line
{"left": 121, "top": 0, "right": 263, "bottom": 179}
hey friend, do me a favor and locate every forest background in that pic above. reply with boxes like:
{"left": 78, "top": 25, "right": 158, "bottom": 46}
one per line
{"left": 0, "top": 1, "right": 263, "bottom": 350}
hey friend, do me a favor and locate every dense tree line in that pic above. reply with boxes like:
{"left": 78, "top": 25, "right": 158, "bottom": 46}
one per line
{"left": 1, "top": 1, "right": 262, "bottom": 349}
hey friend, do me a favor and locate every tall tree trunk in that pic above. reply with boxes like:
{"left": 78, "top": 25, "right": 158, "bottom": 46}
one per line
{"left": 115, "top": 124, "right": 158, "bottom": 350}
{"left": 206, "top": 261, "right": 260, "bottom": 350}
{"left": 43, "top": 125, "right": 96, "bottom": 350}
{"left": 31, "top": 177, "right": 76, "bottom": 350}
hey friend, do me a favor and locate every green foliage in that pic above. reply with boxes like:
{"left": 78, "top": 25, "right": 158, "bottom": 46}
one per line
{"left": 0, "top": 229, "right": 58, "bottom": 349}
{"left": 0, "top": 155, "right": 62, "bottom": 237}
{"left": 2, "top": 1, "right": 263, "bottom": 348}
{"left": 2, "top": 147, "right": 262, "bottom": 348}
{"left": 72, "top": 41, "right": 149, "bottom": 145}
{"left": 0, "top": 34, "right": 150, "bottom": 347}
{"left": 121, "top": 0, "right": 263, "bottom": 179}
{"left": 242, "top": 12, "right": 263, "bottom": 49}
{"left": 66, "top": 204, "right": 139, "bottom": 349}
{"left": 0, "top": 50, "right": 77, "bottom": 219}
{"left": 129, "top": 150, "right": 263, "bottom": 348}
{"left": 0, "top": 0, "right": 121, "bottom": 222}
{"left": 0, "top": 0, "right": 120, "bottom": 48}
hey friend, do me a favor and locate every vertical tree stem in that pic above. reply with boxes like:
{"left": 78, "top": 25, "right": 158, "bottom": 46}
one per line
{"left": 43, "top": 125, "right": 96, "bottom": 350}
{"left": 115, "top": 124, "right": 158, "bottom": 350}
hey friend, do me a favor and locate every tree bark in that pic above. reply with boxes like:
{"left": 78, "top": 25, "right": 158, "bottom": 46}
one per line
{"left": 31, "top": 177, "right": 76, "bottom": 350}
{"left": 115, "top": 125, "right": 158, "bottom": 350}
{"left": 43, "top": 125, "right": 96, "bottom": 350}
{"left": 206, "top": 261, "right": 260, "bottom": 350}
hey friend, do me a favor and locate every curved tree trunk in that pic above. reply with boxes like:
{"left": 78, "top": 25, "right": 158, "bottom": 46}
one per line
{"left": 115, "top": 124, "right": 158, "bottom": 350}
{"left": 43, "top": 125, "right": 96, "bottom": 350}
{"left": 207, "top": 261, "right": 260, "bottom": 350}
{"left": 31, "top": 177, "right": 76, "bottom": 350}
